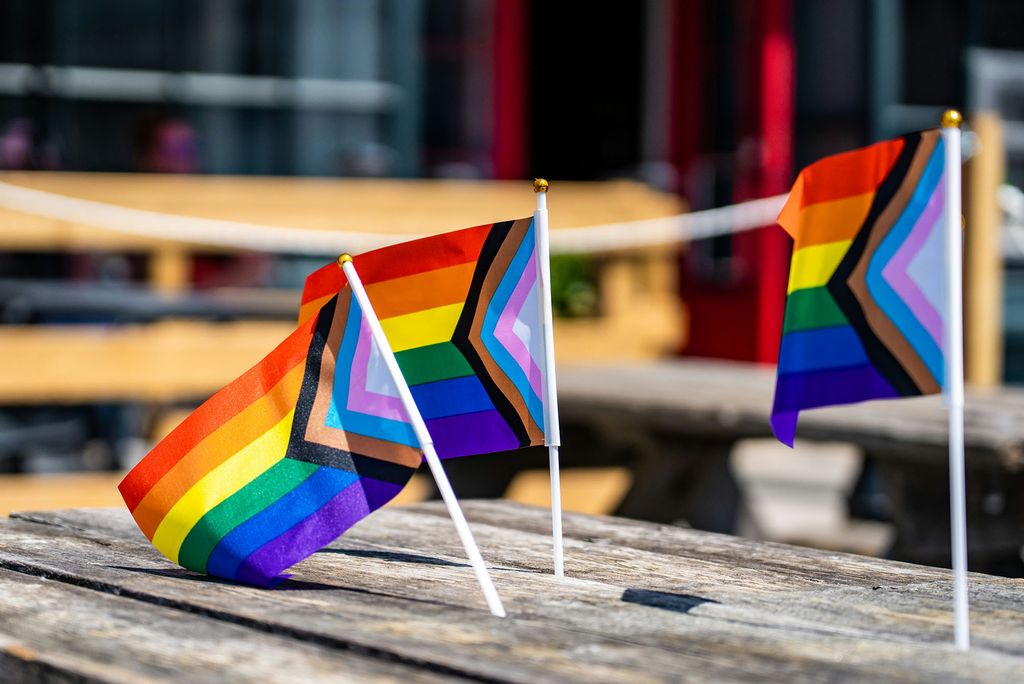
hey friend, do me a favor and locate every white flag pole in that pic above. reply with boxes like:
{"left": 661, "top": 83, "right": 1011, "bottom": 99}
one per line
{"left": 533, "top": 179, "right": 565, "bottom": 578}
{"left": 338, "top": 254, "right": 507, "bottom": 618}
{"left": 941, "top": 109, "right": 969, "bottom": 650}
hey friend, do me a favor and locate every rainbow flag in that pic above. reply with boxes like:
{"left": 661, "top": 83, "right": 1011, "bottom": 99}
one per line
{"left": 300, "top": 217, "right": 547, "bottom": 458}
{"left": 118, "top": 289, "right": 422, "bottom": 586}
{"left": 120, "top": 217, "right": 547, "bottom": 585}
{"left": 771, "top": 129, "right": 948, "bottom": 446}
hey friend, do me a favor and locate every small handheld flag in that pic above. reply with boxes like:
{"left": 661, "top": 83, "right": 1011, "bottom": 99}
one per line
{"left": 300, "top": 209, "right": 565, "bottom": 576}
{"left": 299, "top": 218, "right": 548, "bottom": 460}
{"left": 770, "top": 113, "right": 969, "bottom": 649}
{"left": 119, "top": 298, "right": 420, "bottom": 588}
{"left": 771, "top": 128, "right": 949, "bottom": 445}
{"left": 120, "top": 206, "right": 558, "bottom": 599}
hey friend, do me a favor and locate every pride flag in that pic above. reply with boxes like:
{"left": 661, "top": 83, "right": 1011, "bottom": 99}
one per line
{"left": 771, "top": 129, "right": 948, "bottom": 446}
{"left": 120, "top": 217, "right": 547, "bottom": 585}
{"left": 300, "top": 217, "right": 547, "bottom": 459}
{"left": 118, "top": 289, "right": 422, "bottom": 586}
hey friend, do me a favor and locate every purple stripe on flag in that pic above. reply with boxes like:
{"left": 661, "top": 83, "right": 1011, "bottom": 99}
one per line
{"left": 882, "top": 179, "right": 945, "bottom": 348}
{"left": 770, "top": 410, "right": 799, "bottom": 449}
{"left": 770, "top": 364, "right": 899, "bottom": 447}
{"left": 235, "top": 476, "right": 403, "bottom": 586}
{"left": 428, "top": 409, "right": 521, "bottom": 459}
{"left": 772, "top": 363, "right": 899, "bottom": 412}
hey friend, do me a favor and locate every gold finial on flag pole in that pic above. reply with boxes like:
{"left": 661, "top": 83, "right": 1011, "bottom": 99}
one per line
{"left": 942, "top": 109, "right": 963, "bottom": 128}
{"left": 337, "top": 253, "right": 354, "bottom": 268}
{"left": 533, "top": 178, "right": 549, "bottom": 193}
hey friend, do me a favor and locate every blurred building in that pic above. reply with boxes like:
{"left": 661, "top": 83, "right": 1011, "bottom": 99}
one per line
{"left": 1, "top": 1, "right": 1024, "bottom": 579}
{"left": 4, "top": 1, "right": 1024, "bottom": 376}
{"left": 3, "top": 0, "right": 1024, "bottom": 477}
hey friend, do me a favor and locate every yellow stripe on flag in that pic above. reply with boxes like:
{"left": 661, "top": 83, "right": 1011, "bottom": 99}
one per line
{"left": 381, "top": 303, "right": 464, "bottom": 352}
{"left": 152, "top": 410, "right": 295, "bottom": 563}
{"left": 787, "top": 240, "right": 852, "bottom": 294}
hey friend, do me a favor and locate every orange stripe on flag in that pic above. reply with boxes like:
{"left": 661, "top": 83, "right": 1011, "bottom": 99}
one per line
{"left": 298, "top": 221, "right": 495, "bottom": 315}
{"left": 130, "top": 362, "right": 306, "bottom": 539}
{"left": 298, "top": 294, "right": 334, "bottom": 327}
{"left": 777, "top": 138, "right": 904, "bottom": 239}
{"left": 366, "top": 262, "right": 477, "bottom": 320}
{"left": 118, "top": 320, "right": 314, "bottom": 512}
{"left": 790, "top": 192, "right": 877, "bottom": 250}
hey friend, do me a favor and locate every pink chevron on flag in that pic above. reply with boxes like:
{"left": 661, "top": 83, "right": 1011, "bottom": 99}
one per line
{"left": 494, "top": 253, "right": 545, "bottom": 400}
{"left": 347, "top": 317, "right": 407, "bottom": 419}
{"left": 882, "top": 174, "right": 946, "bottom": 349}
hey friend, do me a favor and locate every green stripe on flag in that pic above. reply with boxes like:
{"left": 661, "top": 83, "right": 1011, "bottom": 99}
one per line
{"left": 395, "top": 342, "right": 474, "bottom": 386}
{"left": 783, "top": 286, "right": 848, "bottom": 334}
{"left": 177, "top": 458, "right": 320, "bottom": 573}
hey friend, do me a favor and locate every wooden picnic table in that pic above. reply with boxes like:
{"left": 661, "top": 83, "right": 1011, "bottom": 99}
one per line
{"left": 3, "top": 341, "right": 1023, "bottom": 572}
{"left": 1, "top": 500, "right": 1021, "bottom": 682}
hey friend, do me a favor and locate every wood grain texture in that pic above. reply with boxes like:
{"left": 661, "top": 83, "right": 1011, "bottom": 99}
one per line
{"left": 1, "top": 503, "right": 1023, "bottom": 682}
{"left": 0, "top": 568, "right": 456, "bottom": 684}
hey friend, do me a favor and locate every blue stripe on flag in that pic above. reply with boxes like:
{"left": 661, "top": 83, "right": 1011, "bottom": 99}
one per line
{"left": 777, "top": 325, "right": 869, "bottom": 374}
{"left": 866, "top": 140, "right": 946, "bottom": 385}
{"left": 205, "top": 466, "right": 359, "bottom": 579}
{"left": 411, "top": 375, "right": 495, "bottom": 420}
{"left": 480, "top": 222, "right": 546, "bottom": 430}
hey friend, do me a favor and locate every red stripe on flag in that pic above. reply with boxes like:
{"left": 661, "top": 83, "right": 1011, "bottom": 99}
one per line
{"left": 778, "top": 138, "right": 905, "bottom": 237}
{"left": 299, "top": 222, "right": 497, "bottom": 307}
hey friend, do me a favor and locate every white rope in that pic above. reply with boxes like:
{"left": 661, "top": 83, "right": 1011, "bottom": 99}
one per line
{"left": 0, "top": 179, "right": 786, "bottom": 256}
{"left": 549, "top": 193, "right": 787, "bottom": 253}
{"left": 998, "top": 183, "right": 1024, "bottom": 260}
{"left": 999, "top": 183, "right": 1024, "bottom": 223}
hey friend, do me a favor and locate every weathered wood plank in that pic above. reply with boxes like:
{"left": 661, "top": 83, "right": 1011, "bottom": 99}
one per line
{"left": 0, "top": 513, "right": 716, "bottom": 683}
{"left": 4, "top": 506, "right": 1024, "bottom": 682}
{"left": 0, "top": 567, "right": 459, "bottom": 684}
{"left": 337, "top": 505, "right": 1024, "bottom": 652}
{"left": 321, "top": 513, "right": 1024, "bottom": 681}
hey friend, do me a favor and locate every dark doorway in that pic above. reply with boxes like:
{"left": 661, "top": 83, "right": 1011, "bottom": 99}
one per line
{"left": 527, "top": 3, "right": 645, "bottom": 180}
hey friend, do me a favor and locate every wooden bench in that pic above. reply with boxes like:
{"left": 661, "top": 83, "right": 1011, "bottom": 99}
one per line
{"left": 0, "top": 321, "right": 293, "bottom": 404}
{"left": 0, "top": 173, "right": 686, "bottom": 360}
{"left": 1, "top": 501, "right": 1021, "bottom": 682}
{"left": 551, "top": 360, "right": 1024, "bottom": 573}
